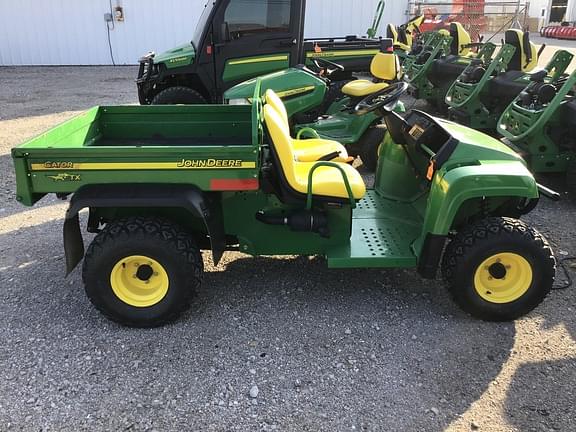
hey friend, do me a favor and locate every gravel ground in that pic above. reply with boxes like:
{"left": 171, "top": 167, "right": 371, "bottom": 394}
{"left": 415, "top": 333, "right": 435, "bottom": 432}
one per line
{"left": 0, "top": 66, "right": 575, "bottom": 432}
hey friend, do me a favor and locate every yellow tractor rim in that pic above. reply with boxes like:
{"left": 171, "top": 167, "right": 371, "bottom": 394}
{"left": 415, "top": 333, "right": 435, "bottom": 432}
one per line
{"left": 473, "top": 252, "right": 533, "bottom": 304}
{"left": 110, "top": 255, "right": 169, "bottom": 307}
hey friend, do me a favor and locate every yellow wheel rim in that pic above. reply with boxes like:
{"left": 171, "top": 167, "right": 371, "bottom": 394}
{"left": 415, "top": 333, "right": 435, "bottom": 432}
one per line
{"left": 473, "top": 252, "right": 533, "bottom": 304}
{"left": 110, "top": 255, "right": 169, "bottom": 307}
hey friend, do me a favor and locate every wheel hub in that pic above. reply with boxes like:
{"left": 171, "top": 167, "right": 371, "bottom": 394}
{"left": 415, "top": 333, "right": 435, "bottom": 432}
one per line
{"left": 473, "top": 253, "right": 533, "bottom": 304}
{"left": 110, "top": 255, "right": 169, "bottom": 307}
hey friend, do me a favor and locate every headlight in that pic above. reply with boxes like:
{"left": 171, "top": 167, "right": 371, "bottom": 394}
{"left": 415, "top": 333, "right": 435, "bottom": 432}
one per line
{"left": 227, "top": 98, "right": 251, "bottom": 105}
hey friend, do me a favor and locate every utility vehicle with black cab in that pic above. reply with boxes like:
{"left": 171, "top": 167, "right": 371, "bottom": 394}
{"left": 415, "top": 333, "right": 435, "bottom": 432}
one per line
{"left": 137, "top": 0, "right": 383, "bottom": 105}
{"left": 13, "top": 81, "right": 556, "bottom": 327}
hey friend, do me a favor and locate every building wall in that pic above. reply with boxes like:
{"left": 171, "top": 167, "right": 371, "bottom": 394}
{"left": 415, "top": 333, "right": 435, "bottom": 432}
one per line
{"left": 0, "top": 0, "right": 407, "bottom": 66}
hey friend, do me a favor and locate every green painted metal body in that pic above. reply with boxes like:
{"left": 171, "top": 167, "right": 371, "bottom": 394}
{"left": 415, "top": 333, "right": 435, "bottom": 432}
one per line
{"left": 498, "top": 70, "right": 576, "bottom": 173}
{"left": 446, "top": 48, "right": 574, "bottom": 130}
{"left": 12, "top": 80, "right": 539, "bottom": 269}
{"left": 405, "top": 41, "right": 496, "bottom": 108}
{"left": 224, "top": 68, "right": 326, "bottom": 117}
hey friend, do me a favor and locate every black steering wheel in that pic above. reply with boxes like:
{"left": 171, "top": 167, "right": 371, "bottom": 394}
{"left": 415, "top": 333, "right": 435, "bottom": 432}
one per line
{"left": 354, "top": 82, "right": 409, "bottom": 116}
{"left": 310, "top": 57, "right": 345, "bottom": 79}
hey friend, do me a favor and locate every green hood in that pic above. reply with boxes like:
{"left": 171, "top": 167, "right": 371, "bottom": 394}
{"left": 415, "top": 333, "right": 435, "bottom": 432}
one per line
{"left": 154, "top": 43, "right": 196, "bottom": 69}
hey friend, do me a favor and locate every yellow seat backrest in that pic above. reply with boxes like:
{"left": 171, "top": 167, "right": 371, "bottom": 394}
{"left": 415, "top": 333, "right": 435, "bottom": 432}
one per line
{"left": 505, "top": 29, "right": 539, "bottom": 72}
{"left": 370, "top": 52, "right": 400, "bottom": 81}
{"left": 386, "top": 24, "right": 399, "bottom": 45}
{"left": 450, "top": 22, "right": 471, "bottom": 56}
{"left": 263, "top": 105, "right": 299, "bottom": 190}
{"left": 265, "top": 89, "right": 289, "bottom": 128}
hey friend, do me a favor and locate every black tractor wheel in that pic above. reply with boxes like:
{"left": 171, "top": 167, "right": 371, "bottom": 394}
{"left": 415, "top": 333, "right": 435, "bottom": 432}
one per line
{"left": 151, "top": 86, "right": 206, "bottom": 105}
{"left": 82, "top": 217, "right": 203, "bottom": 327}
{"left": 359, "top": 126, "right": 386, "bottom": 172}
{"left": 441, "top": 217, "right": 555, "bottom": 321}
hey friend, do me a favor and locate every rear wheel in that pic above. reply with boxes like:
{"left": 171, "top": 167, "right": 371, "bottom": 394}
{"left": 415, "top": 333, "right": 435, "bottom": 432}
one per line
{"left": 359, "top": 127, "right": 386, "bottom": 172}
{"left": 151, "top": 86, "right": 206, "bottom": 105}
{"left": 82, "top": 217, "right": 203, "bottom": 327}
{"left": 441, "top": 217, "right": 555, "bottom": 321}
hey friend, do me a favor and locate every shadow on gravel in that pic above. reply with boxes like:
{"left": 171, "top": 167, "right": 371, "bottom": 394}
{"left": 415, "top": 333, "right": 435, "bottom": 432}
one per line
{"left": 505, "top": 357, "right": 576, "bottom": 432}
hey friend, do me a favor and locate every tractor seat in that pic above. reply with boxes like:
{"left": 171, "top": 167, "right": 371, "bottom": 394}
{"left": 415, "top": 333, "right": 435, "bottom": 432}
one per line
{"left": 264, "top": 89, "right": 349, "bottom": 163}
{"left": 263, "top": 104, "right": 366, "bottom": 201}
{"left": 449, "top": 22, "right": 472, "bottom": 56}
{"left": 505, "top": 29, "right": 538, "bottom": 73}
{"left": 488, "top": 70, "right": 535, "bottom": 105}
{"left": 428, "top": 55, "right": 470, "bottom": 87}
{"left": 341, "top": 51, "right": 399, "bottom": 97}
{"left": 341, "top": 81, "right": 390, "bottom": 97}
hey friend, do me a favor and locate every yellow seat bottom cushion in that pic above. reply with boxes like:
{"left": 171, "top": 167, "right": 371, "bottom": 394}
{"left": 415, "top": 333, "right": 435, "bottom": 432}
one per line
{"left": 293, "top": 138, "right": 348, "bottom": 163}
{"left": 292, "top": 161, "right": 366, "bottom": 199}
{"left": 341, "top": 80, "right": 390, "bottom": 97}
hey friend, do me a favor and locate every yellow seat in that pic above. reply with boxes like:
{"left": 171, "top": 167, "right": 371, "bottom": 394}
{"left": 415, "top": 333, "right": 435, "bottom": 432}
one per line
{"left": 449, "top": 22, "right": 472, "bottom": 56}
{"left": 341, "top": 51, "right": 399, "bottom": 97}
{"left": 341, "top": 81, "right": 390, "bottom": 97}
{"left": 263, "top": 104, "right": 366, "bottom": 201}
{"left": 505, "top": 29, "right": 539, "bottom": 72}
{"left": 264, "top": 89, "right": 349, "bottom": 162}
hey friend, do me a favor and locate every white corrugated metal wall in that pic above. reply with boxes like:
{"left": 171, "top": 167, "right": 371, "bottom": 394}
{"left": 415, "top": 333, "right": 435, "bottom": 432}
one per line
{"left": 0, "top": 0, "right": 407, "bottom": 66}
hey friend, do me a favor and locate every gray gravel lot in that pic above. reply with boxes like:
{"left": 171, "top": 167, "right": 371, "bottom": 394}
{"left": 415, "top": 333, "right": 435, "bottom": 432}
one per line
{"left": 0, "top": 66, "right": 575, "bottom": 432}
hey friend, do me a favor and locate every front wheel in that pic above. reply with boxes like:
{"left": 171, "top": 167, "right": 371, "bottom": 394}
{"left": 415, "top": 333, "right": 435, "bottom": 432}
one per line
{"left": 441, "top": 217, "right": 555, "bottom": 321}
{"left": 151, "top": 86, "right": 206, "bottom": 105}
{"left": 82, "top": 217, "right": 203, "bottom": 327}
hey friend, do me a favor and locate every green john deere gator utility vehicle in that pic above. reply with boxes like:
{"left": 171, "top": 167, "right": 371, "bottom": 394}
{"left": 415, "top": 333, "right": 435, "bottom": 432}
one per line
{"left": 12, "top": 81, "right": 557, "bottom": 328}
{"left": 137, "top": 0, "right": 383, "bottom": 105}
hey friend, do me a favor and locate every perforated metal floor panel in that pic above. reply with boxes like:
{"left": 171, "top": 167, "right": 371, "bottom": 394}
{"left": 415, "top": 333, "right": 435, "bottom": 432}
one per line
{"left": 326, "top": 191, "right": 422, "bottom": 268}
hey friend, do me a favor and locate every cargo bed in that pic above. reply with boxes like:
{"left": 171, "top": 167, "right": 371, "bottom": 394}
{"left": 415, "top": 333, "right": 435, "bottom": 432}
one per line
{"left": 12, "top": 104, "right": 261, "bottom": 206}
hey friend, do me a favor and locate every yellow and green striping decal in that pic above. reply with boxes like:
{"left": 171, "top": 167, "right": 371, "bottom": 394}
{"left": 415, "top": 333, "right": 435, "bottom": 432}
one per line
{"left": 31, "top": 159, "right": 257, "bottom": 171}
{"left": 223, "top": 53, "right": 290, "bottom": 82}
{"left": 227, "top": 55, "right": 289, "bottom": 66}
{"left": 306, "top": 49, "right": 379, "bottom": 59}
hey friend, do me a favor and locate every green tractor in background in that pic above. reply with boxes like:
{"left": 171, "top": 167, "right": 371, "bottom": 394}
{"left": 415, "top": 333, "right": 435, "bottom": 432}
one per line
{"left": 226, "top": 39, "right": 404, "bottom": 170}
{"left": 404, "top": 22, "right": 497, "bottom": 111}
{"left": 498, "top": 69, "right": 576, "bottom": 190}
{"left": 386, "top": 15, "right": 425, "bottom": 60}
{"left": 445, "top": 29, "right": 573, "bottom": 131}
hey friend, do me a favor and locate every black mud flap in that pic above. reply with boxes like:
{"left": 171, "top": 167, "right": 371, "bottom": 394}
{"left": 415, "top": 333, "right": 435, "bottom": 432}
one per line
{"left": 417, "top": 233, "right": 447, "bottom": 279}
{"left": 62, "top": 184, "right": 226, "bottom": 275}
{"left": 63, "top": 213, "right": 84, "bottom": 276}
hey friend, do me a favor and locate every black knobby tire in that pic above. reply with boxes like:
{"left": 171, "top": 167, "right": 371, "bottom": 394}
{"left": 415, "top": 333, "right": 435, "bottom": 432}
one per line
{"left": 321, "top": 79, "right": 355, "bottom": 113}
{"left": 82, "top": 217, "right": 203, "bottom": 327}
{"left": 441, "top": 217, "right": 555, "bottom": 321}
{"left": 151, "top": 86, "right": 206, "bottom": 105}
{"left": 359, "top": 126, "right": 386, "bottom": 172}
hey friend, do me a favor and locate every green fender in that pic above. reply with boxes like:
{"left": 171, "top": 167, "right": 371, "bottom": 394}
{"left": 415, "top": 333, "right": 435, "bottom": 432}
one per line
{"left": 414, "top": 161, "right": 539, "bottom": 253}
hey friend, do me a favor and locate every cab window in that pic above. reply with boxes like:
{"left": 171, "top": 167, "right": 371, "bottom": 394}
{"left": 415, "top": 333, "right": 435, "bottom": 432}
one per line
{"left": 224, "top": 0, "right": 291, "bottom": 38}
